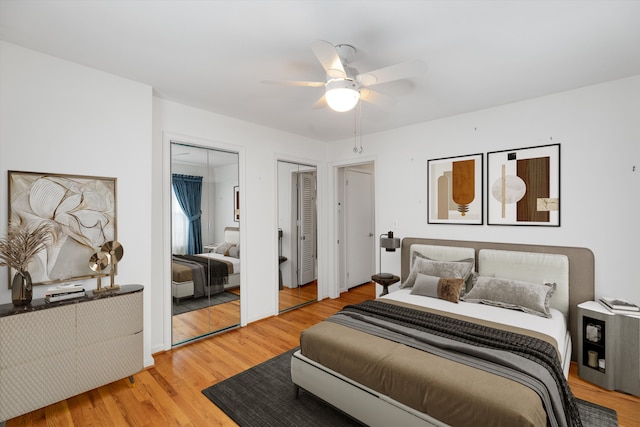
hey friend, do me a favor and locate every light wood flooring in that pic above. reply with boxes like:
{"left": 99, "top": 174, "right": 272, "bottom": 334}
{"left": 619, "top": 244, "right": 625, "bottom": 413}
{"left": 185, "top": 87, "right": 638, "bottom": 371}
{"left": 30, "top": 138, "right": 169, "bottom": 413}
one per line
{"left": 172, "top": 299, "right": 241, "bottom": 345}
{"left": 171, "top": 282, "right": 318, "bottom": 344}
{"left": 7, "top": 283, "right": 640, "bottom": 426}
{"left": 278, "top": 280, "right": 317, "bottom": 312}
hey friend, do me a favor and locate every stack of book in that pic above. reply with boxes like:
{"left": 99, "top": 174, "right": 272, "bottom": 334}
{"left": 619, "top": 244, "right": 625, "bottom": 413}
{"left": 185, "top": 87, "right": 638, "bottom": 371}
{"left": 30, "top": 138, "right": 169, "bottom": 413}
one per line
{"left": 45, "top": 284, "right": 86, "bottom": 303}
{"left": 599, "top": 296, "right": 640, "bottom": 315}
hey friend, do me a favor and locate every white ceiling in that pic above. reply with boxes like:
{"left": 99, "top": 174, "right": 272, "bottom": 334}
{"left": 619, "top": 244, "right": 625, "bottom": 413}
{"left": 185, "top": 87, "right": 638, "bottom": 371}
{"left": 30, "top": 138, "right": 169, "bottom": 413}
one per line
{"left": 2, "top": 1, "right": 639, "bottom": 143}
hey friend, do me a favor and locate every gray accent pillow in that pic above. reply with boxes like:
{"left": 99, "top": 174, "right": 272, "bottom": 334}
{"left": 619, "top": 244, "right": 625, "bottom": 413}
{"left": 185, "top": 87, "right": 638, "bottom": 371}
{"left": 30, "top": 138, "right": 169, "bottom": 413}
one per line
{"left": 409, "top": 274, "right": 440, "bottom": 298}
{"left": 462, "top": 276, "right": 556, "bottom": 318}
{"left": 401, "top": 255, "right": 474, "bottom": 289}
{"left": 228, "top": 245, "right": 240, "bottom": 258}
{"left": 214, "top": 242, "right": 234, "bottom": 255}
{"left": 410, "top": 273, "right": 465, "bottom": 303}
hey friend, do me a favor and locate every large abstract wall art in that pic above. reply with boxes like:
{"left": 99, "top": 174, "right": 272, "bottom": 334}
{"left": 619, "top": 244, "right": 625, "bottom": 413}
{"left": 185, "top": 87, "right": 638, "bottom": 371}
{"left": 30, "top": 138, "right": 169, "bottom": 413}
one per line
{"left": 8, "top": 171, "right": 117, "bottom": 285}
{"left": 428, "top": 153, "right": 483, "bottom": 224}
{"left": 487, "top": 144, "right": 560, "bottom": 226}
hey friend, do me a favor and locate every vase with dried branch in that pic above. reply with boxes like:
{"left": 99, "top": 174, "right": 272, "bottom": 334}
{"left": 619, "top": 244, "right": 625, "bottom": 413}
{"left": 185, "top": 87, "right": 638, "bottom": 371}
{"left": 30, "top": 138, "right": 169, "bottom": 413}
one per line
{"left": 0, "top": 223, "right": 54, "bottom": 306}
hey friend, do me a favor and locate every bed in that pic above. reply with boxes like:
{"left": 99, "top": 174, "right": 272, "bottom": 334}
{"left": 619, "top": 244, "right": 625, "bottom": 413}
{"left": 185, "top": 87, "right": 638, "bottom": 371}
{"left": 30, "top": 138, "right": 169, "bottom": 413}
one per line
{"left": 172, "top": 226, "right": 240, "bottom": 301}
{"left": 291, "top": 238, "right": 594, "bottom": 427}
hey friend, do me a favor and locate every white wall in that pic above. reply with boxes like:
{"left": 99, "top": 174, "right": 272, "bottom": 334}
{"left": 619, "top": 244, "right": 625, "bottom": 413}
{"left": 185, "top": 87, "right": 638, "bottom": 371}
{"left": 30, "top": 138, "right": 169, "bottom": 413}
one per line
{"left": 327, "top": 75, "right": 640, "bottom": 303}
{"left": 0, "top": 42, "right": 154, "bottom": 366}
{"left": 212, "top": 162, "right": 239, "bottom": 242}
{"left": 3, "top": 40, "right": 638, "bottom": 365}
{"left": 151, "top": 98, "right": 326, "bottom": 353}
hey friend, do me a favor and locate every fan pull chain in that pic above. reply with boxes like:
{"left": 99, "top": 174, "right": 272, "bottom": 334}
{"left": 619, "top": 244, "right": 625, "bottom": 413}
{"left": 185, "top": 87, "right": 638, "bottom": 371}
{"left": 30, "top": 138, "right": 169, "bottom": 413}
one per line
{"left": 353, "top": 104, "right": 358, "bottom": 153}
{"left": 353, "top": 101, "right": 363, "bottom": 154}
{"left": 358, "top": 101, "right": 363, "bottom": 153}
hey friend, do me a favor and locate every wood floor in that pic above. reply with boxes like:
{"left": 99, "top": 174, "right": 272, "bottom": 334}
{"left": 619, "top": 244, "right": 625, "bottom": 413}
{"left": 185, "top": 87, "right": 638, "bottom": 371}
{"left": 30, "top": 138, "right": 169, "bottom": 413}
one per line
{"left": 171, "top": 294, "right": 241, "bottom": 344}
{"left": 171, "top": 282, "right": 318, "bottom": 344}
{"left": 7, "top": 282, "right": 640, "bottom": 426}
{"left": 278, "top": 280, "right": 317, "bottom": 312}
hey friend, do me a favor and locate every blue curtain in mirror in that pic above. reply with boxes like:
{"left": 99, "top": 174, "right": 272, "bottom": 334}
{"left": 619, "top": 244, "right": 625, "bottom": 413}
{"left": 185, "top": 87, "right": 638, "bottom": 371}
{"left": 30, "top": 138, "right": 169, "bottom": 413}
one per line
{"left": 172, "top": 174, "right": 203, "bottom": 254}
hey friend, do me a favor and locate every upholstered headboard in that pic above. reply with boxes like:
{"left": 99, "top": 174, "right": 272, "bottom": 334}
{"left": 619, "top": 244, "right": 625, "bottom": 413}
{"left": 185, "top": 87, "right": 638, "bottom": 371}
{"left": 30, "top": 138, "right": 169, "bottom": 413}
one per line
{"left": 224, "top": 227, "right": 240, "bottom": 245}
{"left": 401, "top": 238, "right": 594, "bottom": 361}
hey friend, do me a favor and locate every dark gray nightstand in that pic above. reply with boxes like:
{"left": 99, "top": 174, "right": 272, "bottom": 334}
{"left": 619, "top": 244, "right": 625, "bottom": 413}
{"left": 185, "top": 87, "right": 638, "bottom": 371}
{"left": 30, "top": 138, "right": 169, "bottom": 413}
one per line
{"left": 577, "top": 301, "right": 640, "bottom": 396}
{"left": 371, "top": 274, "right": 400, "bottom": 297}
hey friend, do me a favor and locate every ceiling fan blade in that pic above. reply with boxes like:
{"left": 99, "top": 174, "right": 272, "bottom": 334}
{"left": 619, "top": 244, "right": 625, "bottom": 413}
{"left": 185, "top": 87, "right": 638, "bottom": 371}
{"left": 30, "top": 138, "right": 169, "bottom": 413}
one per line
{"left": 311, "top": 94, "right": 328, "bottom": 110}
{"left": 262, "top": 79, "right": 325, "bottom": 88}
{"left": 357, "top": 59, "right": 427, "bottom": 86}
{"left": 360, "top": 88, "right": 396, "bottom": 108}
{"left": 311, "top": 40, "right": 346, "bottom": 79}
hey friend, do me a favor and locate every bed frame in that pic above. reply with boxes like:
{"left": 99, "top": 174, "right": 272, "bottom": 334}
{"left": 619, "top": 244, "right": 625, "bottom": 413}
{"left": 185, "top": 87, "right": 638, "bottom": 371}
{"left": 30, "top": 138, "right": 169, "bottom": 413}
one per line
{"left": 291, "top": 238, "right": 595, "bottom": 427}
{"left": 172, "top": 227, "right": 240, "bottom": 300}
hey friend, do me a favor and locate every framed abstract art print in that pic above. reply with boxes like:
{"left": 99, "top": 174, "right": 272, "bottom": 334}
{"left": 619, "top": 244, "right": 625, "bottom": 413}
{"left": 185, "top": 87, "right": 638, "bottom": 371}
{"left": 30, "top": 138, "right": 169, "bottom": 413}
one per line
{"left": 8, "top": 170, "right": 117, "bottom": 285}
{"left": 487, "top": 144, "right": 560, "bottom": 226}
{"left": 427, "top": 153, "right": 483, "bottom": 225}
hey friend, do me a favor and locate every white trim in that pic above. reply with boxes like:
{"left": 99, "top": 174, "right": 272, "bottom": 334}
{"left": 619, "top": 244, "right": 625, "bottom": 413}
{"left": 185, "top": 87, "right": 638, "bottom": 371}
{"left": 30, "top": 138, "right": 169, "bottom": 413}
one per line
{"left": 162, "top": 131, "right": 245, "bottom": 350}
{"left": 274, "top": 154, "right": 323, "bottom": 311}
{"left": 329, "top": 155, "right": 377, "bottom": 298}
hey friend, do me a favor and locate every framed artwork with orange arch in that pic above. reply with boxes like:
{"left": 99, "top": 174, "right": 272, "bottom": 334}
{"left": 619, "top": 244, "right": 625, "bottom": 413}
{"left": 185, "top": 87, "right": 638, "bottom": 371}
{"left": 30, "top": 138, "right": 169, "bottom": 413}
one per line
{"left": 427, "top": 153, "right": 483, "bottom": 225}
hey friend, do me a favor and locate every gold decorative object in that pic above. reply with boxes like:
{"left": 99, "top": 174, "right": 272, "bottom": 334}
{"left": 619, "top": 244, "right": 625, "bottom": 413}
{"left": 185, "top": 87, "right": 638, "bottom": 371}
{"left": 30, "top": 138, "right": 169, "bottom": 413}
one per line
{"left": 89, "top": 251, "right": 109, "bottom": 292}
{"left": 89, "top": 240, "right": 124, "bottom": 293}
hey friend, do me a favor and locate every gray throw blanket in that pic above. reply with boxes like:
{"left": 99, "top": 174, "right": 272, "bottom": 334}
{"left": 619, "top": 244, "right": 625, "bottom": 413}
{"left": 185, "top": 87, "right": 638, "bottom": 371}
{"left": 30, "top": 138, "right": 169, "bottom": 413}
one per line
{"left": 331, "top": 300, "right": 581, "bottom": 427}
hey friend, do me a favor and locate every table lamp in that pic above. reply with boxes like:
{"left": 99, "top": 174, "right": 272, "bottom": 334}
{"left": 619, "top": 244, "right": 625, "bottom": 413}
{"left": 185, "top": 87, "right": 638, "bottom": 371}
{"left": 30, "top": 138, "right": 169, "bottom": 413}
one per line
{"left": 379, "top": 231, "right": 400, "bottom": 279}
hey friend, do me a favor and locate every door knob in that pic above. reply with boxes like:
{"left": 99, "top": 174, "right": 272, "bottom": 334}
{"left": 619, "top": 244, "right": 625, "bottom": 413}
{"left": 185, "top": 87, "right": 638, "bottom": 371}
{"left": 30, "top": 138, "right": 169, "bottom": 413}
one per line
{"left": 368, "top": 233, "right": 374, "bottom": 237}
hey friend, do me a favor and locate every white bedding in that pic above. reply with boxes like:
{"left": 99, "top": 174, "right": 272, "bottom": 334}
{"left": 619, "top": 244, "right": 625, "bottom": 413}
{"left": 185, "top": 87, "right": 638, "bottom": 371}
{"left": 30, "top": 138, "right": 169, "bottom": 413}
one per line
{"left": 196, "top": 252, "right": 240, "bottom": 274}
{"left": 380, "top": 289, "right": 570, "bottom": 366}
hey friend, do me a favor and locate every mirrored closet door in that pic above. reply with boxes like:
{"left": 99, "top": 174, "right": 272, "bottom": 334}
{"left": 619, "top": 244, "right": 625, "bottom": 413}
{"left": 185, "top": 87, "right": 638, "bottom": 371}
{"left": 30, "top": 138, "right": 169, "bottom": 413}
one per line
{"left": 171, "top": 143, "right": 240, "bottom": 345}
{"left": 277, "top": 160, "right": 318, "bottom": 312}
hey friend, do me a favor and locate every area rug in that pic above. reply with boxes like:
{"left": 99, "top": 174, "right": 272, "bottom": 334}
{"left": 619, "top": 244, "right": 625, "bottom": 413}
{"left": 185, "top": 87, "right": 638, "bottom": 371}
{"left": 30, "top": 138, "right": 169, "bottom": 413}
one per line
{"left": 202, "top": 348, "right": 618, "bottom": 427}
{"left": 172, "top": 291, "right": 239, "bottom": 315}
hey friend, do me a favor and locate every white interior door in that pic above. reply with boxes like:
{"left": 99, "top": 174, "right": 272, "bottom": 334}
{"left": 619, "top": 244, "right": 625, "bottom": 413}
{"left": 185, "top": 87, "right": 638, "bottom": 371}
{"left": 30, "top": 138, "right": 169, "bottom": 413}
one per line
{"left": 345, "top": 169, "right": 374, "bottom": 288}
{"left": 298, "top": 172, "right": 316, "bottom": 285}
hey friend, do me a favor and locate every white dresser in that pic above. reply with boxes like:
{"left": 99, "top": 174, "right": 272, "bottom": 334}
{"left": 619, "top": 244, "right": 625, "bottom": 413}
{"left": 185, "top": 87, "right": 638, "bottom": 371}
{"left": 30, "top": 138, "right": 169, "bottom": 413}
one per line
{"left": 0, "top": 285, "right": 143, "bottom": 423}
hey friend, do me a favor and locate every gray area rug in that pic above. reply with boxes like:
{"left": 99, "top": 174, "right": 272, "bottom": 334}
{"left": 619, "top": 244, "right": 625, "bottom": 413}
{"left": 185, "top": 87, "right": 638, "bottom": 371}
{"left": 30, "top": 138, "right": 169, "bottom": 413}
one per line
{"left": 202, "top": 348, "right": 618, "bottom": 427}
{"left": 172, "top": 291, "right": 239, "bottom": 315}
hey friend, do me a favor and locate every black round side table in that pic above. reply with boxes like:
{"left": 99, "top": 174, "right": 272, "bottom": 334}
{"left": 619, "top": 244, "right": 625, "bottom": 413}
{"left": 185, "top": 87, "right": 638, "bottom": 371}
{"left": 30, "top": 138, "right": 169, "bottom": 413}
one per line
{"left": 371, "top": 274, "right": 400, "bottom": 296}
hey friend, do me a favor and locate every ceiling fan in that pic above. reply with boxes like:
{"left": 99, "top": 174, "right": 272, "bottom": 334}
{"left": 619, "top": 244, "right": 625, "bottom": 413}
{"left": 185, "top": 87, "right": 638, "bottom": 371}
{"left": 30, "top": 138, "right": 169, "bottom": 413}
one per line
{"left": 263, "top": 40, "right": 427, "bottom": 112}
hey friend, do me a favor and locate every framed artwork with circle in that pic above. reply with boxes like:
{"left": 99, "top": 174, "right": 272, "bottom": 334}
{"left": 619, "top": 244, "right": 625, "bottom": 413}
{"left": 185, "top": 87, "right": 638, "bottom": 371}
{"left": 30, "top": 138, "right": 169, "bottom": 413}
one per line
{"left": 487, "top": 144, "right": 560, "bottom": 226}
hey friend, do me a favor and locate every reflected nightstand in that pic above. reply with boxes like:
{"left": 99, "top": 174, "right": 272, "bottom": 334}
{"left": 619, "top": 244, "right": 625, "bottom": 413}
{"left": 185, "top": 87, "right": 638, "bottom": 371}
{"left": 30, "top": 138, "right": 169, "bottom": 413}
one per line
{"left": 371, "top": 274, "right": 400, "bottom": 297}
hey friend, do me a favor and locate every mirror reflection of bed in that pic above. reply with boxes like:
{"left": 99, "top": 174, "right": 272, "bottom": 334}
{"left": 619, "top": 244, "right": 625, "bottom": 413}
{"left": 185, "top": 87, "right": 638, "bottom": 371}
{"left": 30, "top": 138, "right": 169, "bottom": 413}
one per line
{"left": 171, "top": 143, "right": 240, "bottom": 345}
{"left": 277, "top": 160, "right": 318, "bottom": 312}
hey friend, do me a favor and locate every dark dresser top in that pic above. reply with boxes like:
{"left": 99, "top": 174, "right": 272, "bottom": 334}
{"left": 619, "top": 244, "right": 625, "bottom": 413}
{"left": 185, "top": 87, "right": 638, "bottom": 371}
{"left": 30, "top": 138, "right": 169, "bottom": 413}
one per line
{"left": 0, "top": 284, "right": 143, "bottom": 318}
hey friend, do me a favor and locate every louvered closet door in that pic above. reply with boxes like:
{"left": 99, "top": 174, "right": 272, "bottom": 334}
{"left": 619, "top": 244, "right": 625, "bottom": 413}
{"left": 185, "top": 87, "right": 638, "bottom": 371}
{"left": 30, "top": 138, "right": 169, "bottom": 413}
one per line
{"left": 298, "top": 172, "right": 316, "bottom": 285}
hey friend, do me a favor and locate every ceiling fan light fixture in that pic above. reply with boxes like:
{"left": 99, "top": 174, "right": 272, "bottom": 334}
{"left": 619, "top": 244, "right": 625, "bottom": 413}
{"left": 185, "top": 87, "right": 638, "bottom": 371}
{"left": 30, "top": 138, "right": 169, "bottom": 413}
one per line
{"left": 325, "top": 79, "right": 360, "bottom": 112}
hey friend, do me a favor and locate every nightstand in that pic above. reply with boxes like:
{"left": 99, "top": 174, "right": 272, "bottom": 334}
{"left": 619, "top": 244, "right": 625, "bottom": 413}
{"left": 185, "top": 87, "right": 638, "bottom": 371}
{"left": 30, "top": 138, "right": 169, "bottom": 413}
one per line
{"left": 577, "top": 301, "right": 640, "bottom": 396}
{"left": 371, "top": 274, "right": 400, "bottom": 297}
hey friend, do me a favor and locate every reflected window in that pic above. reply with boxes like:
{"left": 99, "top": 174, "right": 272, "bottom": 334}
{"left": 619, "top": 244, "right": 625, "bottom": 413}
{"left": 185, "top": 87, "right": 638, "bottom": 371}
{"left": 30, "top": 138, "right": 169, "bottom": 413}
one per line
{"left": 171, "top": 189, "right": 189, "bottom": 255}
